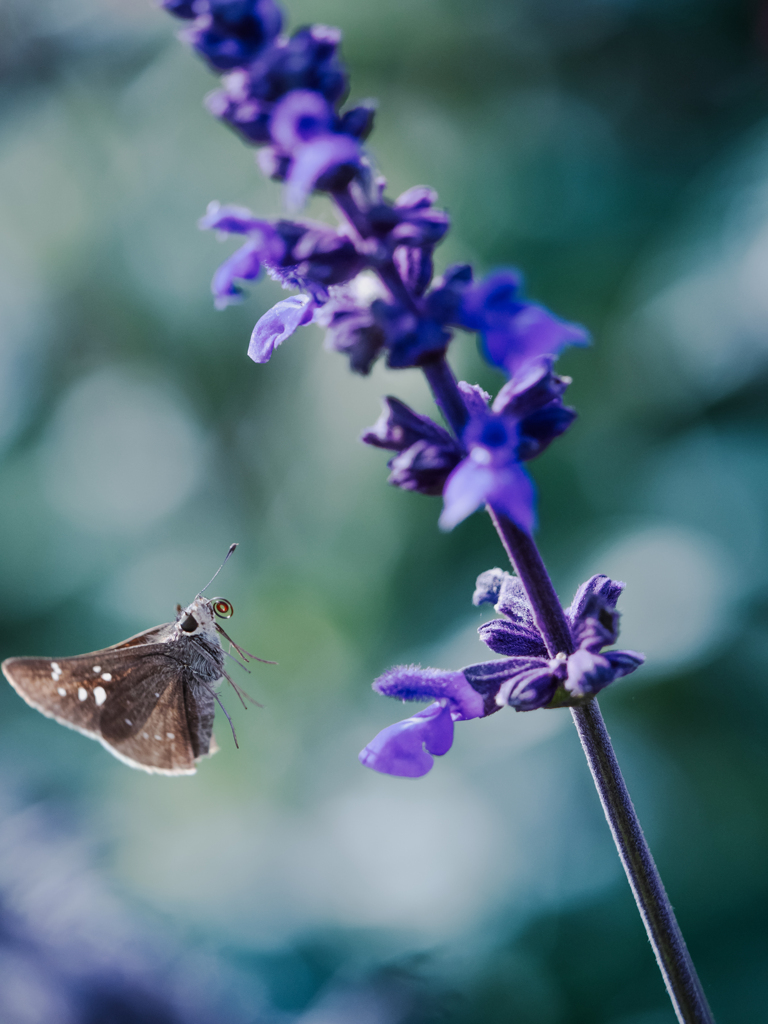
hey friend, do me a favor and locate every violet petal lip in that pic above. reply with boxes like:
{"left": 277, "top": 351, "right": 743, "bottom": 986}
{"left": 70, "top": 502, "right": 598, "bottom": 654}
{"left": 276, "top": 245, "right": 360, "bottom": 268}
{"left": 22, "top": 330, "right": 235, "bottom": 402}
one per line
{"left": 358, "top": 703, "right": 454, "bottom": 778}
{"left": 248, "top": 294, "right": 314, "bottom": 363}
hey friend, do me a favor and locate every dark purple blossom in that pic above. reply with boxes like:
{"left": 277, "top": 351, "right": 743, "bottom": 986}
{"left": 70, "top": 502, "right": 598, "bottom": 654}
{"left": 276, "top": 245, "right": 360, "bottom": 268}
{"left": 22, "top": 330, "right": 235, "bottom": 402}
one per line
{"left": 179, "top": 0, "right": 283, "bottom": 70}
{"left": 371, "top": 298, "right": 452, "bottom": 369}
{"left": 266, "top": 89, "right": 363, "bottom": 209}
{"left": 312, "top": 274, "right": 387, "bottom": 372}
{"left": 359, "top": 571, "right": 644, "bottom": 778}
{"left": 476, "top": 571, "right": 644, "bottom": 705}
{"left": 358, "top": 362, "right": 575, "bottom": 520}
{"left": 205, "top": 25, "right": 352, "bottom": 145}
{"left": 200, "top": 202, "right": 367, "bottom": 314}
{"left": 361, "top": 396, "right": 462, "bottom": 494}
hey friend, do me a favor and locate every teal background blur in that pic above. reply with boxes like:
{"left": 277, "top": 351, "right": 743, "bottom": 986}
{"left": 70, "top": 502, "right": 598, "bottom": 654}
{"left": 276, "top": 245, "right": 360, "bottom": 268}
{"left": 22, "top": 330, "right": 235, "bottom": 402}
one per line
{"left": 1, "top": 0, "right": 767, "bottom": 1021}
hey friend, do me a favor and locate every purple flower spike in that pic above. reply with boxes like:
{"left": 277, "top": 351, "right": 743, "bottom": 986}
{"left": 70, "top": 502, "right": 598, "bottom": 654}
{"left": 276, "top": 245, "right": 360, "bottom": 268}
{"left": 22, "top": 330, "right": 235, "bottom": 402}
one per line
{"left": 248, "top": 293, "right": 315, "bottom": 362}
{"left": 358, "top": 703, "right": 454, "bottom": 778}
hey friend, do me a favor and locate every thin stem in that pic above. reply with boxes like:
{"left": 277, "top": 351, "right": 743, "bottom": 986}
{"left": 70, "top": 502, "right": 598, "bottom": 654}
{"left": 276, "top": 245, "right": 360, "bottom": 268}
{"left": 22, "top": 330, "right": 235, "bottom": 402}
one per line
{"left": 421, "top": 355, "right": 470, "bottom": 439}
{"left": 419, "top": 354, "right": 715, "bottom": 1023}
{"left": 571, "top": 700, "right": 715, "bottom": 1024}
{"left": 486, "top": 509, "right": 574, "bottom": 657}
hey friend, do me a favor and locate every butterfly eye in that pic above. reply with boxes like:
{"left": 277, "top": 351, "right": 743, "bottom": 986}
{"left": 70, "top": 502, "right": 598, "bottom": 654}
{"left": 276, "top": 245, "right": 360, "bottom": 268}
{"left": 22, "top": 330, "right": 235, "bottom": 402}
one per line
{"left": 213, "top": 598, "right": 234, "bottom": 619}
{"left": 180, "top": 614, "right": 198, "bottom": 632}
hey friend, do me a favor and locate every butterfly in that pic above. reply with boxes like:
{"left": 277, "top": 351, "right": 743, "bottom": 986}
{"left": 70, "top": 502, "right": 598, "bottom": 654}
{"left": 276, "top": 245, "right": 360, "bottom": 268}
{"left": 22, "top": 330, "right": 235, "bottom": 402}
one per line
{"left": 1, "top": 545, "right": 266, "bottom": 776}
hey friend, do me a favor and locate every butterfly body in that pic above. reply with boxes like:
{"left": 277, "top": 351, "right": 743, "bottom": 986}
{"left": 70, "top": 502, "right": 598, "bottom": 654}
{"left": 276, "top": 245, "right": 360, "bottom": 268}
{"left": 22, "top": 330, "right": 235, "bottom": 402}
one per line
{"left": 2, "top": 595, "right": 229, "bottom": 776}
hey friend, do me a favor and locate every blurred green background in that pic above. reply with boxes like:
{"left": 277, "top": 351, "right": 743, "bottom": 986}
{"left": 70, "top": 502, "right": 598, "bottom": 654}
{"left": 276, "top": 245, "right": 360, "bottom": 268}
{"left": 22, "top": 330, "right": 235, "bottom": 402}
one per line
{"left": 0, "top": 0, "right": 767, "bottom": 1020}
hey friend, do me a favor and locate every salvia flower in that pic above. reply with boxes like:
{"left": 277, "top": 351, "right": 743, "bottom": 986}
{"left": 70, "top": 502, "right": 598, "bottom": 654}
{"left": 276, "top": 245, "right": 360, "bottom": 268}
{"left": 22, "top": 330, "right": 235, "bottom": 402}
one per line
{"left": 358, "top": 665, "right": 488, "bottom": 778}
{"left": 440, "top": 358, "right": 576, "bottom": 532}
{"left": 359, "top": 571, "right": 643, "bottom": 777}
{"left": 358, "top": 360, "right": 576, "bottom": 528}
{"left": 475, "top": 570, "right": 644, "bottom": 706}
{"left": 456, "top": 269, "right": 590, "bottom": 376}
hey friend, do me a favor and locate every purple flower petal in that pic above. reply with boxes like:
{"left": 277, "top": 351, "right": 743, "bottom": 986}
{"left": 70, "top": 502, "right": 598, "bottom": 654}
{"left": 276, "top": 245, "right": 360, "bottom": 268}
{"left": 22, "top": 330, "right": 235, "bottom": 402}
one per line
{"left": 567, "top": 574, "right": 625, "bottom": 625}
{"left": 462, "top": 658, "right": 538, "bottom": 715}
{"left": 394, "top": 185, "right": 439, "bottom": 210}
{"left": 516, "top": 403, "right": 577, "bottom": 461}
{"left": 284, "top": 135, "right": 361, "bottom": 210}
{"left": 212, "top": 239, "right": 264, "bottom": 309}
{"left": 386, "top": 440, "right": 461, "bottom": 496}
{"left": 440, "top": 456, "right": 535, "bottom": 533}
{"left": 477, "top": 618, "right": 548, "bottom": 658}
{"left": 494, "top": 659, "right": 561, "bottom": 711}
{"left": 495, "top": 574, "right": 537, "bottom": 627}
{"left": 492, "top": 357, "right": 567, "bottom": 417}
{"left": 457, "top": 380, "right": 491, "bottom": 417}
{"left": 604, "top": 649, "right": 645, "bottom": 677}
{"left": 270, "top": 90, "right": 334, "bottom": 150}
{"left": 372, "top": 664, "right": 485, "bottom": 720}
{"left": 247, "top": 294, "right": 314, "bottom": 363}
{"left": 483, "top": 305, "right": 589, "bottom": 376}
{"left": 361, "top": 396, "right": 455, "bottom": 452}
{"left": 565, "top": 648, "right": 617, "bottom": 698}
{"left": 358, "top": 702, "right": 454, "bottom": 777}
{"left": 199, "top": 201, "right": 270, "bottom": 236}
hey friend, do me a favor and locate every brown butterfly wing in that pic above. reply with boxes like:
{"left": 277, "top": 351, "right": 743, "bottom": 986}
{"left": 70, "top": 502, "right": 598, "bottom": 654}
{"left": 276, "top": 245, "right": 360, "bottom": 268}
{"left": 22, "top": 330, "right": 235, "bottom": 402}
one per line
{"left": 1, "top": 643, "right": 215, "bottom": 776}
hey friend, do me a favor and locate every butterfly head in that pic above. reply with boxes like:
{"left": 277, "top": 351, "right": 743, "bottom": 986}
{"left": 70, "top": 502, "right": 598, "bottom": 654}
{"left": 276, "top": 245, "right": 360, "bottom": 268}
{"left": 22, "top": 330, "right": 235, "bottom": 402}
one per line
{"left": 176, "top": 596, "right": 217, "bottom": 639}
{"left": 176, "top": 595, "right": 235, "bottom": 640}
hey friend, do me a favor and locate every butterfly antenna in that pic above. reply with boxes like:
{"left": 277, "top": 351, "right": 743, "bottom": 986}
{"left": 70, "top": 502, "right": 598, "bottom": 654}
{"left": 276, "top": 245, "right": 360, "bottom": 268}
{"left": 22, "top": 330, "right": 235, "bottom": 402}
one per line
{"left": 199, "top": 543, "right": 238, "bottom": 596}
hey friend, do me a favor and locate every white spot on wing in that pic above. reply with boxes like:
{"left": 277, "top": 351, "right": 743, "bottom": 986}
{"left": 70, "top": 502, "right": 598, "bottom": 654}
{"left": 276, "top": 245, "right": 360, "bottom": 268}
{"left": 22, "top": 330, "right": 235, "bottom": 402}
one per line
{"left": 77, "top": 687, "right": 87, "bottom": 702}
{"left": 51, "top": 661, "right": 62, "bottom": 681}
{"left": 166, "top": 732, "right": 174, "bottom": 740}
{"left": 125, "top": 719, "right": 132, "bottom": 726}
{"left": 142, "top": 732, "right": 149, "bottom": 739}
{"left": 154, "top": 734, "right": 162, "bottom": 741}
{"left": 93, "top": 686, "right": 107, "bottom": 706}
{"left": 57, "top": 687, "right": 66, "bottom": 697}
{"left": 93, "top": 665, "right": 101, "bottom": 673}
{"left": 100, "top": 672, "right": 112, "bottom": 682}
